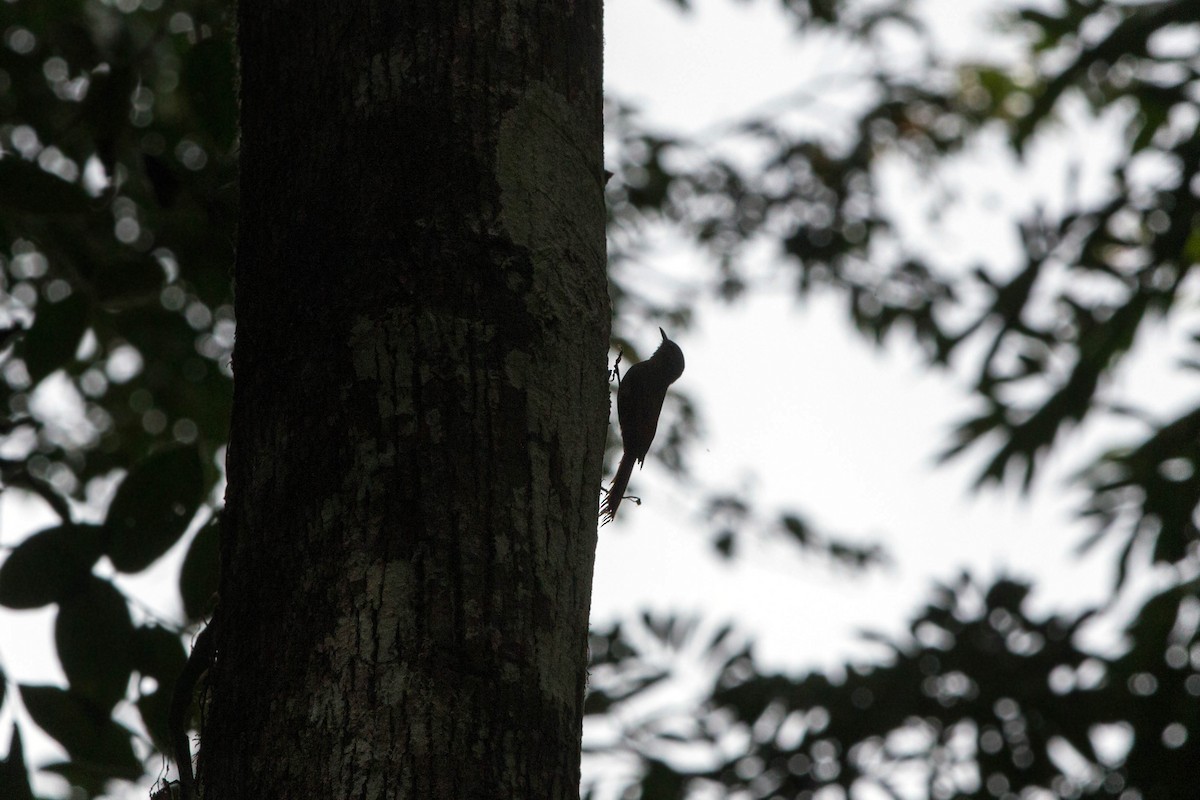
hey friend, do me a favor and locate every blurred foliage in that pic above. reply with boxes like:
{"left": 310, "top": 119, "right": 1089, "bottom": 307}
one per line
{"left": 0, "top": 0, "right": 232, "bottom": 796}
{"left": 597, "top": 0, "right": 1200, "bottom": 795}
{"left": 0, "top": 0, "right": 1198, "bottom": 797}
{"left": 585, "top": 574, "right": 1200, "bottom": 799}
{"left": 608, "top": 0, "right": 1200, "bottom": 581}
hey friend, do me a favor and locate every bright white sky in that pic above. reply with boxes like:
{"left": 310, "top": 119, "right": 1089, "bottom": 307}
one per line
{"left": 593, "top": 0, "right": 1179, "bottom": 672}
{"left": 2, "top": 0, "right": 1193, "bottom": 797}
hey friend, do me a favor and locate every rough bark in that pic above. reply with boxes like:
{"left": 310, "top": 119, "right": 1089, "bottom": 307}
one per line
{"left": 204, "top": 1, "right": 607, "bottom": 797}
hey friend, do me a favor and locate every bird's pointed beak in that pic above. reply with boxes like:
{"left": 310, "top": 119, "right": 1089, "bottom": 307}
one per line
{"left": 659, "top": 327, "right": 668, "bottom": 342}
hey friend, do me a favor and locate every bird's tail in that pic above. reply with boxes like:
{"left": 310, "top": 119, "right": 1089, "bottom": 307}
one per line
{"left": 600, "top": 453, "right": 636, "bottom": 525}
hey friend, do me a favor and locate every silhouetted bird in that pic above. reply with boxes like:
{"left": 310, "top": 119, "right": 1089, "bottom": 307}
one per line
{"left": 601, "top": 328, "right": 685, "bottom": 523}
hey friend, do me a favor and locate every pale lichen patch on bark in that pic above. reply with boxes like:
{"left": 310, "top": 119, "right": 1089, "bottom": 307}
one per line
{"left": 495, "top": 81, "right": 609, "bottom": 718}
{"left": 496, "top": 82, "right": 606, "bottom": 293}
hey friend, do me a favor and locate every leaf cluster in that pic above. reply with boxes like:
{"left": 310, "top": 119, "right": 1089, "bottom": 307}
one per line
{"left": 0, "top": 0, "right": 231, "bottom": 795}
{"left": 586, "top": 574, "right": 1200, "bottom": 799}
{"left": 595, "top": 0, "right": 1200, "bottom": 796}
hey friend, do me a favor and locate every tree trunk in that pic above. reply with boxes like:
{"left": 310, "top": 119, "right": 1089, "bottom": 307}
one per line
{"left": 203, "top": 1, "right": 607, "bottom": 797}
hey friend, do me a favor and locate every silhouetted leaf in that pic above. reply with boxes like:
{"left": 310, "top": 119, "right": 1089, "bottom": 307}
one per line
{"left": 0, "top": 157, "right": 92, "bottom": 215}
{"left": 42, "top": 760, "right": 128, "bottom": 797}
{"left": 17, "top": 291, "right": 90, "bottom": 383}
{"left": 180, "top": 519, "right": 220, "bottom": 621}
{"left": 55, "top": 575, "right": 135, "bottom": 711}
{"left": 92, "top": 257, "right": 166, "bottom": 309}
{"left": 105, "top": 446, "right": 205, "bottom": 573}
{"left": 713, "top": 529, "right": 734, "bottom": 559}
{"left": 133, "top": 625, "right": 188, "bottom": 685}
{"left": 985, "top": 579, "right": 1030, "bottom": 613}
{"left": 136, "top": 687, "right": 175, "bottom": 755}
{"left": 142, "top": 153, "right": 182, "bottom": 208}
{"left": 584, "top": 688, "right": 618, "bottom": 716}
{"left": 182, "top": 37, "right": 238, "bottom": 148}
{"left": 131, "top": 626, "right": 187, "bottom": 748}
{"left": 781, "top": 514, "right": 811, "bottom": 546}
{"left": 0, "top": 724, "right": 34, "bottom": 800}
{"left": 0, "top": 323, "right": 24, "bottom": 352}
{"left": 18, "top": 685, "right": 140, "bottom": 780}
{"left": 78, "top": 64, "right": 135, "bottom": 172}
{"left": 0, "top": 524, "right": 105, "bottom": 609}
{"left": 640, "top": 757, "right": 688, "bottom": 798}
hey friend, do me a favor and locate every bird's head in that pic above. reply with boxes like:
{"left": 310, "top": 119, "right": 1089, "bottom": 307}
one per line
{"left": 653, "top": 328, "right": 685, "bottom": 384}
